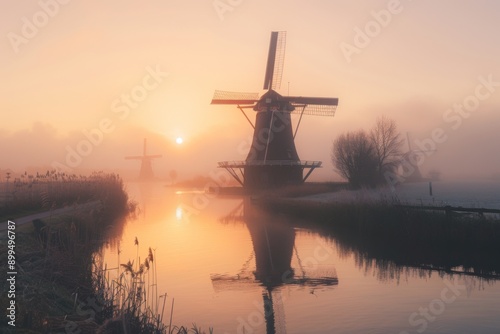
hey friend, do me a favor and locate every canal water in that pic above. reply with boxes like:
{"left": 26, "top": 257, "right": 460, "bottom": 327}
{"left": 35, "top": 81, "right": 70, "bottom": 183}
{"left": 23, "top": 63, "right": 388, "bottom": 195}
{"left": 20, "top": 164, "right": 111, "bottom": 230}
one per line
{"left": 102, "top": 182, "right": 500, "bottom": 334}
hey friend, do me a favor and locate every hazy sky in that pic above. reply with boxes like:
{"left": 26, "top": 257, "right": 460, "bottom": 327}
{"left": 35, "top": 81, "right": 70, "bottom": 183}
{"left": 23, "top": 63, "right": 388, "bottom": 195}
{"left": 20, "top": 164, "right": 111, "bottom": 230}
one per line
{"left": 1, "top": 0, "right": 499, "bottom": 181}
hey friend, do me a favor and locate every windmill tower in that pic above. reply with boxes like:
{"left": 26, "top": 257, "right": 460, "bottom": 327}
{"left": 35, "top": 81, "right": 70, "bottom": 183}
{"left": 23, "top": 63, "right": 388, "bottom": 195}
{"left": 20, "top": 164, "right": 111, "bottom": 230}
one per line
{"left": 211, "top": 31, "right": 339, "bottom": 189}
{"left": 125, "top": 138, "right": 162, "bottom": 180}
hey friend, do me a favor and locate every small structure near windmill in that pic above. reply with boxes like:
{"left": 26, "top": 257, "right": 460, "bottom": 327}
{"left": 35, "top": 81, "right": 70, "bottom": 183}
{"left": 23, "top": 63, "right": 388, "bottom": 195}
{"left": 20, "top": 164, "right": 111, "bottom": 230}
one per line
{"left": 125, "top": 138, "right": 162, "bottom": 181}
{"left": 211, "top": 31, "right": 339, "bottom": 189}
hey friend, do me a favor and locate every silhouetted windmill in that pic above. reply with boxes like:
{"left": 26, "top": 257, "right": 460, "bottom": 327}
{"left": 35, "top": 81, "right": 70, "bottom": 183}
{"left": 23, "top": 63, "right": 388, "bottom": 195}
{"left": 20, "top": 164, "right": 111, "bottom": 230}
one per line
{"left": 125, "top": 138, "right": 162, "bottom": 181}
{"left": 402, "top": 133, "right": 436, "bottom": 183}
{"left": 211, "top": 31, "right": 339, "bottom": 189}
{"left": 211, "top": 199, "right": 338, "bottom": 334}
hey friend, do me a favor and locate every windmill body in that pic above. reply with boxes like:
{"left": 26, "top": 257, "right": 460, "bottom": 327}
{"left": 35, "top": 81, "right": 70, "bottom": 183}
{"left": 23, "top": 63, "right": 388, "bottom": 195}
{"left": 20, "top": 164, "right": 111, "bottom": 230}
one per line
{"left": 212, "top": 32, "right": 339, "bottom": 189}
{"left": 245, "top": 90, "right": 303, "bottom": 187}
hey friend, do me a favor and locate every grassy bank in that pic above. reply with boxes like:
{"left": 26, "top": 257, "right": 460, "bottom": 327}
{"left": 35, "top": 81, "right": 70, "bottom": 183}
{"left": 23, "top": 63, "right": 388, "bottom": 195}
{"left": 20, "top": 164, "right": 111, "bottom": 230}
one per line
{"left": 257, "top": 182, "right": 347, "bottom": 198}
{"left": 1, "top": 174, "right": 213, "bottom": 333}
{"left": 0, "top": 171, "right": 130, "bottom": 221}
{"left": 256, "top": 192, "right": 500, "bottom": 279}
{"left": 1, "top": 174, "right": 131, "bottom": 333}
{"left": 93, "top": 239, "right": 213, "bottom": 334}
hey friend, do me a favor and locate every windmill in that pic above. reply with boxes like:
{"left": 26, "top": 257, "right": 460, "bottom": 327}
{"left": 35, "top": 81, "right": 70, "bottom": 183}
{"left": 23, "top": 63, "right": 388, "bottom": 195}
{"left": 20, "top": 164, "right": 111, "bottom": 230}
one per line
{"left": 211, "top": 199, "right": 338, "bottom": 334}
{"left": 125, "top": 138, "right": 162, "bottom": 181}
{"left": 211, "top": 31, "right": 339, "bottom": 189}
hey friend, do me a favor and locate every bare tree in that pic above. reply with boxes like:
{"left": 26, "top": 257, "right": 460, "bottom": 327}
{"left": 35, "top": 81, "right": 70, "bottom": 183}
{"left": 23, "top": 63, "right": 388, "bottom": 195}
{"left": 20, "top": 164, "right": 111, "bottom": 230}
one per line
{"left": 331, "top": 131, "right": 378, "bottom": 188}
{"left": 370, "top": 116, "right": 404, "bottom": 182}
{"left": 332, "top": 117, "right": 403, "bottom": 187}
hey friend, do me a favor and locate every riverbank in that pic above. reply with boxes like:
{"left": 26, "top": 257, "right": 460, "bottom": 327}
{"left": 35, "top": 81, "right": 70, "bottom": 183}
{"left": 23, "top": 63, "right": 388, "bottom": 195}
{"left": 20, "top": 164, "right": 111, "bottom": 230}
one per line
{"left": 0, "top": 171, "right": 128, "bottom": 222}
{"left": 0, "top": 200, "right": 102, "bottom": 232}
{"left": 1, "top": 174, "right": 215, "bottom": 333}
{"left": 0, "top": 174, "right": 132, "bottom": 333}
{"left": 255, "top": 182, "right": 500, "bottom": 278}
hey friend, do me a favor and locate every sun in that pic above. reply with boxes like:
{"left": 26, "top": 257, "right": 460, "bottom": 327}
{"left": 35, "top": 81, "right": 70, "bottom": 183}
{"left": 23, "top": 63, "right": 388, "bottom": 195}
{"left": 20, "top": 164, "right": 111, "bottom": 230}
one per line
{"left": 175, "top": 137, "right": 183, "bottom": 145}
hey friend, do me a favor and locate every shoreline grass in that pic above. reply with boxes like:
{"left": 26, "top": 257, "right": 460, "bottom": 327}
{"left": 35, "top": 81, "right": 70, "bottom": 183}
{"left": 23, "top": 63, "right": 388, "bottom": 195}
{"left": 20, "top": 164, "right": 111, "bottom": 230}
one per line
{"left": 93, "top": 239, "right": 213, "bottom": 334}
{"left": 255, "top": 187, "right": 500, "bottom": 279}
{"left": 1, "top": 174, "right": 214, "bottom": 333}
{"left": 1, "top": 173, "right": 131, "bottom": 333}
{"left": 0, "top": 171, "right": 126, "bottom": 221}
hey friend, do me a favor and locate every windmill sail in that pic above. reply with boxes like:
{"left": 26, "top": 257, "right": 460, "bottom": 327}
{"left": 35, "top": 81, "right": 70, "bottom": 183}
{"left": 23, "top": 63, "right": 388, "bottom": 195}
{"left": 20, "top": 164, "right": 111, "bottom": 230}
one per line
{"left": 290, "top": 103, "right": 338, "bottom": 117}
{"left": 286, "top": 96, "right": 339, "bottom": 116}
{"left": 211, "top": 90, "right": 259, "bottom": 105}
{"left": 263, "top": 31, "right": 286, "bottom": 90}
{"left": 284, "top": 96, "right": 338, "bottom": 106}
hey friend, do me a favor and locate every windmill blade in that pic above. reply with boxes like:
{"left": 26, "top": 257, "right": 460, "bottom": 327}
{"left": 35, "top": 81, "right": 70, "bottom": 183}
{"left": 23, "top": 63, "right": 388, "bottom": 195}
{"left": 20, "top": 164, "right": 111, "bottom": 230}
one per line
{"left": 285, "top": 96, "right": 338, "bottom": 106}
{"left": 263, "top": 31, "right": 286, "bottom": 90}
{"left": 211, "top": 90, "right": 259, "bottom": 105}
{"left": 290, "top": 104, "right": 338, "bottom": 117}
{"left": 284, "top": 95, "right": 338, "bottom": 116}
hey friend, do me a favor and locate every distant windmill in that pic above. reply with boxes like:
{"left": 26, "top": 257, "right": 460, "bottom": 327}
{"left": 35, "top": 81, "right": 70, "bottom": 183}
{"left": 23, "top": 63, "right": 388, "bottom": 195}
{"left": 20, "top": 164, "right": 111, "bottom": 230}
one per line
{"left": 125, "top": 138, "right": 162, "bottom": 180}
{"left": 401, "top": 133, "right": 436, "bottom": 183}
{"left": 211, "top": 31, "right": 339, "bottom": 189}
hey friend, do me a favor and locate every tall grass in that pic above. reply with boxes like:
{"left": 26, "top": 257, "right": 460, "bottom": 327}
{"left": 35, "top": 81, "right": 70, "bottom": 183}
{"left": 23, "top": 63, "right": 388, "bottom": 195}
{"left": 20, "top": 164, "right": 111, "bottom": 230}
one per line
{"left": 93, "top": 240, "right": 214, "bottom": 334}
{"left": 0, "top": 173, "right": 214, "bottom": 333}
{"left": 0, "top": 171, "right": 129, "bottom": 219}
{"left": 0, "top": 173, "right": 131, "bottom": 332}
